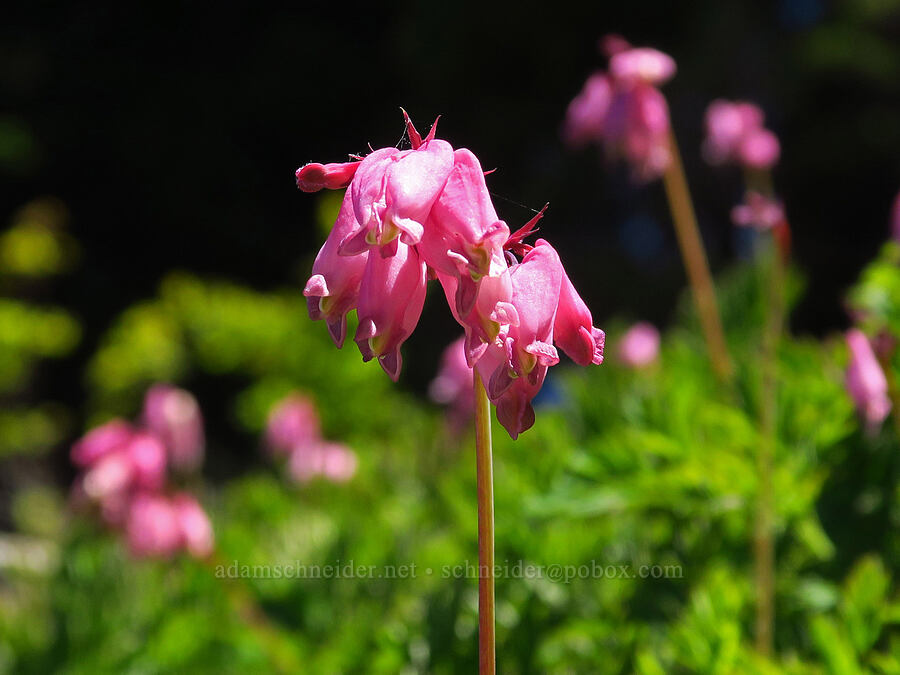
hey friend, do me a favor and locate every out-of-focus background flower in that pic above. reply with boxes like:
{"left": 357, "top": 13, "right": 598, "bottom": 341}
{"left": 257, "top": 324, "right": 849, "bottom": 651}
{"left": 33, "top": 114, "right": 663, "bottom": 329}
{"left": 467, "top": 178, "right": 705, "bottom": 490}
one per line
{"left": 3, "top": 1, "right": 900, "bottom": 672}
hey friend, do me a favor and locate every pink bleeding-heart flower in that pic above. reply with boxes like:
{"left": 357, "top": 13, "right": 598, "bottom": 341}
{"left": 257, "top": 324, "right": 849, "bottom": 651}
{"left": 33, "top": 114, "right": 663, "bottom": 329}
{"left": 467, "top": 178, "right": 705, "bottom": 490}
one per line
{"left": 172, "top": 493, "right": 215, "bottom": 558}
{"left": 354, "top": 240, "right": 427, "bottom": 381}
{"left": 564, "top": 40, "right": 675, "bottom": 181}
{"left": 477, "top": 240, "right": 563, "bottom": 439}
{"left": 126, "top": 493, "right": 182, "bottom": 559}
{"left": 339, "top": 138, "right": 455, "bottom": 256}
{"left": 296, "top": 112, "right": 606, "bottom": 438}
{"left": 303, "top": 188, "right": 369, "bottom": 348}
{"left": 142, "top": 384, "right": 205, "bottom": 473}
{"left": 71, "top": 419, "right": 133, "bottom": 468}
{"left": 553, "top": 266, "right": 605, "bottom": 367}
{"left": 846, "top": 329, "right": 892, "bottom": 433}
{"left": 265, "top": 393, "right": 320, "bottom": 456}
{"left": 618, "top": 322, "right": 660, "bottom": 367}
{"left": 703, "top": 100, "right": 780, "bottom": 170}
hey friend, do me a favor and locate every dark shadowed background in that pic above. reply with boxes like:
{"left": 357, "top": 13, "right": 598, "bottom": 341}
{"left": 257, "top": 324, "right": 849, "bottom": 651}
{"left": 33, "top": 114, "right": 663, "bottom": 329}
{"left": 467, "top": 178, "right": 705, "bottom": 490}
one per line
{"left": 2, "top": 0, "right": 899, "bottom": 431}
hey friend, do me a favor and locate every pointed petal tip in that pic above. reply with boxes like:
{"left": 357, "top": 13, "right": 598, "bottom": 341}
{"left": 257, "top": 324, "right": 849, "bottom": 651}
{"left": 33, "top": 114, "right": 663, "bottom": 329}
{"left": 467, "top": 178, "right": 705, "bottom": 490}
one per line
{"left": 379, "top": 350, "right": 402, "bottom": 382}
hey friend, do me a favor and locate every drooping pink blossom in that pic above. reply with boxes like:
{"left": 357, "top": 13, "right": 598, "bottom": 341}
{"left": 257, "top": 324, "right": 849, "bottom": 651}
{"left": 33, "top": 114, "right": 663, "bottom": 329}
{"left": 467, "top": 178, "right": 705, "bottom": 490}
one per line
{"left": 304, "top": 189, "right": 369, "bottom": 348}
{"left": 618, "top": 322, "right": 660, "bottom": 367}
{"left": 172, "top": 494, "right": 215, "bottom": 558}
{"left": 731, "top": 191, "right": 785, "bottom": 231}
{"left": 265, "top": 393, "right": 320, "bottom": 456}
{"left": 339, "top": 138, "right": 455, "bottom": 256}
{"left": 354, "top": 240, "right": 427, "bottom": 381}
{"left": 564, "top": 40, "right": 675, "bottom": 181}
{"left": 553, "top": 268, "right": 605, "bottom": 367}
{"left": 126, "top": 493, "right": 182, "bottom": 558}
{"left": 419, "top": 148, "right": 510, "bottom": 316}
{"left": 477, "top": 240, "right": 563, "bottom": 439}
{"left": 429, "top": 336, "right": 475, "bottom": 431}
{"left": 127, "top": 431, "right": 168, "bottom": 491}
{"left": 703, "top": 100, "right": 780, "bottom": 170}
{"left": 71, "top": 419, "right": 133, "bottom": 468}
{"left": 296, "top": 112, "right": 606, "bottom": 438}
{"left": 142, "top": 384, "right": 205, "bottom": 472}
{"left": 846, "top": 329, "right": 892, "bottom": 433}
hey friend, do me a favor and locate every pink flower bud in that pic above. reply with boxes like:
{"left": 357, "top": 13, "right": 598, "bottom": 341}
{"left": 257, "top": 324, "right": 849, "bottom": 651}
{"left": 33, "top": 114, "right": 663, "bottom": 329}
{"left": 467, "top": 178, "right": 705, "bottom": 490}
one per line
{"left": 265, "top": 394, "right": 320, "bottom": 456}
{"left": 846, "top": 329, "right": 892, "bottom": 433}
{"left": 173, "top": 494, "right": 215, "bottom": 558}
{"left": 295, "top": 160, "right": 360, "bottom": 192}
{"left": 354, "top": 241, "right": 427, "bottom": 381}
{"left": 304, "top": 188, "right": 369, "bottom": 348}
{"left": 142, "top": 384, "right": 205, "bottom": 473}
{"left": 618, "top": 322, "right": 660, "bottom": 367}
{"left": 71, "top": 419, "right": 133, "bottom": 468}
{"left": 126, "top": 493, "right": 182, "bottom": 558}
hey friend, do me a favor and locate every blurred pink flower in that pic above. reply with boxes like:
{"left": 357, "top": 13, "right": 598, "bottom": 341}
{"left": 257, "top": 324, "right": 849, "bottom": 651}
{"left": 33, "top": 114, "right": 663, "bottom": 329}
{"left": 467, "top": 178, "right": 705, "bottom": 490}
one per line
{"left": 846, "top": 329, "right": 892, "bottom": 433}
{"left": 731, "top": 191, "right": 785, "bottom": 231}
{"left": 430, "top": 336, "right": 475, "bottom": 431}
{"left": 126, "top": 493, "right": 182, "bottom": 558}
{"left": 564, "top": 39, "right": 674, "bottom": 181}
{"left": 703, "top": 100, "right": 780, "bottom": 170}
{"left": 143, "top": 384, "right": 205, "bottom": 472}
{"left": 173, "top": 494, "right": 215, "bottom": 558}
{"left": 70, "top": 419, "right": 133, "bottom": 468}
{"left": 288, "top": 443, "right": 358, "bottom": 483}
{"left": 265, "top": 393, "right": 320, "bottom": 457}
{"left": 618, "top": 322, "right": 660, "bottom": 367}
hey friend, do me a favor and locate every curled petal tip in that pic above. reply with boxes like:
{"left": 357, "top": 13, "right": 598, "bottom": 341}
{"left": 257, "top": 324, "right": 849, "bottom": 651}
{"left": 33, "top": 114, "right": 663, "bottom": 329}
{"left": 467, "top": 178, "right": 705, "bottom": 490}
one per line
{"left": 303, "top": 274, "right": 329, "bottom": 298}
{"left": 379, "top": 350, "right": 402, "bottom": 381}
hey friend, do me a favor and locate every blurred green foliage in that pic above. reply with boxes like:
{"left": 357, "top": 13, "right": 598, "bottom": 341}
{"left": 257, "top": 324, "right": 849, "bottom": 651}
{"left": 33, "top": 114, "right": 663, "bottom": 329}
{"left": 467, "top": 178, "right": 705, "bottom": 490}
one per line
{"left": 0, "top": 200, "right": 80, "bottom": 458}
{"left": 4, "top": 244, "right": 900, "bottom": 673}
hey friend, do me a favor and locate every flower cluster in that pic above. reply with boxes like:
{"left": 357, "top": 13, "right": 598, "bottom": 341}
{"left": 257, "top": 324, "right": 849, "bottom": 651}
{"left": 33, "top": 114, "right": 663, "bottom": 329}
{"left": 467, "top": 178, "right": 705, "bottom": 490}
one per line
{"left": 70, "top": 384, "right": 213, "bottom": 559}
{"left": 703, "top": 100, "right": 780, "bottom": 170}
{"left": 845, "top": 329, "right": 892, "bottom": 433}
{"left": 296, "top": 112, "right": 605, "bottom": 438}
{"left": 265, "top": 393, "right": 357, "bottom": 483}
{"left": 564, "top": 37, "right": 676, "bottom": 181}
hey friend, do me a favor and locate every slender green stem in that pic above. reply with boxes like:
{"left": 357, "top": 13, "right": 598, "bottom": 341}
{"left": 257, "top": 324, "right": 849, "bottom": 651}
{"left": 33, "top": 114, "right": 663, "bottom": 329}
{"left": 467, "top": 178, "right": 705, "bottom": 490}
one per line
{"left": 662, "top": 129, "right": 734, "bottom": 382}
{"left": 474, "top": 370, "right": 495, "bottom": 675}
{"left": 755, "top": 241, "right": 783, "bottom": 657}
